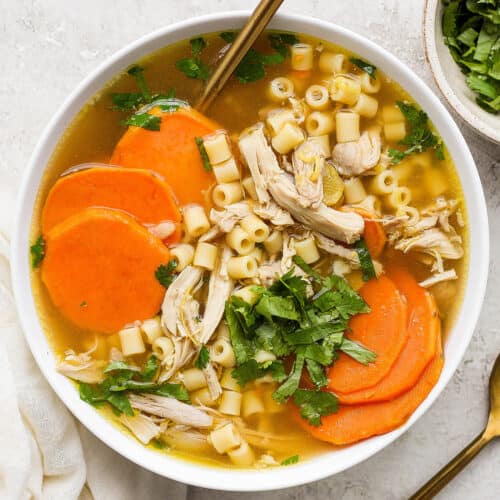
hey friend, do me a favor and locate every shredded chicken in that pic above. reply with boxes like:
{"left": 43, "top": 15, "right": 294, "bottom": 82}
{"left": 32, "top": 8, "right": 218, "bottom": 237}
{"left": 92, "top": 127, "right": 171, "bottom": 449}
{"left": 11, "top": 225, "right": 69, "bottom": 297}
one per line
{"left": 159, "top": 337, "right": 197, "bottom": 383}
{"left": 161, "top": 266, "right": 203, "bottom": 336}
{"left": 419, "top": 269, "right": 458, "bottom": 288}
{"left": 200, "top": 246, "right": 234, "bottom": 344}
{"left": 291, "top": 139, "right": 325, "bottom": 208}
{"left": 57, "top": 348, "right": 106, "bottom": 384}
{"left": 129, "top": 394, "right": 213, "bottom": 428}
{"left": 257, "top": 260, "right": 282, "bottom": 287}
{"left": 314, "top": 232, "right": 360, "bottom": 267}
{"left": 238, "top": 124, "right": 364, "bottom": 244}
{"left": 281, "top": 232, "right": 296, "bottom": 273}
{"left": 253, "top": 203, "right": 294, "bottom": 227}
{"left": 209, "top": 202, "right": 251, "bottom": 233}
{"left": 119, "top": 413, "right": 161, "bottom": 445}
{"left": 394, "top": 228, "right": 463, "bottom": 260}
{"left": 332, "top": 128, "right": 381, "bottom": 176}
{"left": 203, "top": 362, "right": 223, "bottom": 400}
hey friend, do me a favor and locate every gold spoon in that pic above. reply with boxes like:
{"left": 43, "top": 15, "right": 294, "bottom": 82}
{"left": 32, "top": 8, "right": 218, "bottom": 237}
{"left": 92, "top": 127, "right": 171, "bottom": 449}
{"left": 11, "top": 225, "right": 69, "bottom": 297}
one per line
{"left": 410, "top": 353, "right": 500, "bottom": 499}
{"left": 196, "top": 0, "right": 284, "bottom": 112}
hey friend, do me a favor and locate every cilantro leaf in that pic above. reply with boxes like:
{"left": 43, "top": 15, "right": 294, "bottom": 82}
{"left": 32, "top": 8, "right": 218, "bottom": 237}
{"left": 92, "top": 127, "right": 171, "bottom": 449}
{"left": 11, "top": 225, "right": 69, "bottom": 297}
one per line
{"left": 155, "top": 260, "right": 177, "bottom": 288}
{"left": 127, "top": 65, "right": 152, "bottom": 101}
{"left": 111, "top": 92, "right": 144, "bottom": 111}
{"left": 30, "top": 235, "right": 45, "bottom": 268}
{"left": 268, "top": 32, "right": 299, "bottom": 58}
{"left": 255, "top": 295, "right": 300, "bottom": 321}
{"left": 141, "top": 355, "right": 159, "bottom": 382}
{"left": 293, "top": 389, "right": 338, "bottom": 426}
{"left": 281, "top": 455, "right": 299, "bottom": 465}
{"left": 388, "top": 101, "right": 444, "bottom": 163}
{"left": 341, "top": 338, "right": 377, "bottom": 365}
{"left": 231, "top": 359, "right": 286, "bottom": 387}
{"left": 305, "top": 358, "right": 328, "bottom": 389}
{"left": 190, "top": 37, "right": 207, "bottom": 58}
{"left": 220, "top": 31, "right": 237, "bottom": 43}
{"left": 272, "top": 354, "right": 305, "bottom": 403}
{"left": 107, "top": 392, "right": 134, "bottom": 416}
{"left": 194, "top": 345, "right": 210, "bottom": 370}
{"left": 225, "top": 301, "right": 255, "bottom": 364}
{"left": 176, "top": 58, "right": 210, "bottom": 80}
{"left": 123, "top": 113, "right": 161, "bottom": 131}
{"left": 195, "top": 137, "right": 212, "bottom": 172}
{"left": 176, "top": 36, "right": 210, "bottom": 81}
{"left": 350, "top": 57, "right": 377, "bottom": 79}
{"left": 354, "top": 237, "right": 377, "bottom": 281}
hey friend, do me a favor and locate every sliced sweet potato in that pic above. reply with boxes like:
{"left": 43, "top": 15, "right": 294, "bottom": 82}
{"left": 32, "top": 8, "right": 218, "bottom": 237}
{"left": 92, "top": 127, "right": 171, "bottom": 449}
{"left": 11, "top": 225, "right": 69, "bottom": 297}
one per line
{"left": 41, "top": 207, "right": 170, "bottom": 333}
{"left": 110, "top": 107, "right": 219, "bottom": 206}
{"left": 41, "top": 167, "right": 181, "bottom": 243}
{"left": 338, "top": 267, "right": 439, "bottom": 404}
{"left": 293, "top": 332, "right": 443, "bottom": 445}
{"left": 327, "top": 275, "right": 408, "bottom": 393}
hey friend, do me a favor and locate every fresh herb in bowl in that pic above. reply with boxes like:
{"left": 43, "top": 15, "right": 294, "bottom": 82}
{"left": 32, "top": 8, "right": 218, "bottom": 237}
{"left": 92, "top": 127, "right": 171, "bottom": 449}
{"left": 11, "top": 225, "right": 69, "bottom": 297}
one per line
{"left": 442, "top": 0, "right": 500, "bottom": 114}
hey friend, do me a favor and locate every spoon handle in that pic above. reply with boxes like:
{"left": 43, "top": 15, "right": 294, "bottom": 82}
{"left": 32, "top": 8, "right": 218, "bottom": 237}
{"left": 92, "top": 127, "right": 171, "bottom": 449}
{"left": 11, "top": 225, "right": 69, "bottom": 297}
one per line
{"left": 409, "top": 431, "right": 491, "bottom": 499}
{"left": 196, "top": 0, "right": 284, "bottom": 112}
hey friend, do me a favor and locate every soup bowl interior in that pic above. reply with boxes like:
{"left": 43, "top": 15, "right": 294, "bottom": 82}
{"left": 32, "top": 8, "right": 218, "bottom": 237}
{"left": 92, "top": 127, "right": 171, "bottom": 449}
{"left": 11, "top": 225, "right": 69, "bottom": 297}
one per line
{"left": 10, "top": 11, "right": 489, "bottom": 491}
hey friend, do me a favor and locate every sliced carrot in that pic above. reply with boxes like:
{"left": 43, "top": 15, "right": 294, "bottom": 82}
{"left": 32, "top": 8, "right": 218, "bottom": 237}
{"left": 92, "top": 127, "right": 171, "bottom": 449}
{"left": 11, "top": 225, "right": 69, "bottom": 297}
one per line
{"left": 338, "top": 267, "right": 439, "bottom": 404}
{"left": 110, "top": 107, "right": 220, "bottom": 207}
{"left": 41, "top": 207, "right": 170, "bottom": 334}
{"left": 41, "top": 167, "right": 181, "bottom": 244}
{"left": 341, "top": 207, "right": 386, "bottom": 258}
{"left": 327, "top": 275, "right": 408, "bottom": 393}
{"left": 293, "top": 331, "right": 443, "bottom": 445}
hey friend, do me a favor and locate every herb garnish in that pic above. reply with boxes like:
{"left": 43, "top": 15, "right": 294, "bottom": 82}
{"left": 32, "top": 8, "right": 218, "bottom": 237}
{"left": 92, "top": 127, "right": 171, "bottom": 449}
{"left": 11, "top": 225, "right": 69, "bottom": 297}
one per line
{"left": 176, "top": 37, "right": 210, "bottom": 81}
{"left": 79, "top": 355, "right": 189, "bottom": 415}
{"left": 220, "top": 31, "right": 299, "bottom": 83}
{"left": 350, "top": 57, "right": 377, "bottom": 79}
{"left": 195, "top": 137, "right": 213, "bottom": 172}
{"left": 111, "top": 65, "right": 168, "bottom": 112}
{"left": 442, "top": 0, "right": 500, "bottom": 113}
{"left": 387, "top": 101, "right": 444, "bottom": 164}
{"left": 155, "top": 261, "right": 178, "bottom": 288}
{"left": 281, "top": 454, "right": 299, "bottom": 465}
{"left": 30, "top": 235, "right": 45, "bottom": 268}
{"left": 123, "top": 113, "right": 161, "bottom": 131}
{"left": 225, "top": 259, "right": 375, "bottom": 426}
{"left": 354, "top": 237, "right": 376, "bottom": 282}
{"left": 194, "top": 345, "right": 210, "bottom": 369}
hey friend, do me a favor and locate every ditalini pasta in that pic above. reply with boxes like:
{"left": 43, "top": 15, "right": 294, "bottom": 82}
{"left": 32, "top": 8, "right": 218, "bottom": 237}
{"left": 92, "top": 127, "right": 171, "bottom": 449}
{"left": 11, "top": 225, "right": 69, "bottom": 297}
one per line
{"left": 38, "top": 30, "right": 465, "bottom": 471}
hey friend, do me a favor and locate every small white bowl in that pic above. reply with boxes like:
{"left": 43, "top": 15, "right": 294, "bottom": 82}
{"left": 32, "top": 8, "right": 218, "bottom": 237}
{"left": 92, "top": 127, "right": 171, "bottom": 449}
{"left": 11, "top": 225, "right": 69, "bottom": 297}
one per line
{"left": 11, "top": 11, "right": 489, "bottom": 492}
{"left": 423, "top": 0, "right": 500, "bottom": 144}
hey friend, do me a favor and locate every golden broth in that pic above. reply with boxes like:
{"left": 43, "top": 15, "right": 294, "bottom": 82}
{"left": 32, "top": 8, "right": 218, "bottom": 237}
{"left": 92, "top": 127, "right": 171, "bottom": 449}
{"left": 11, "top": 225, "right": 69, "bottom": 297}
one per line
{"left": 31, "top": 31, "right": 468, "bottom": 467}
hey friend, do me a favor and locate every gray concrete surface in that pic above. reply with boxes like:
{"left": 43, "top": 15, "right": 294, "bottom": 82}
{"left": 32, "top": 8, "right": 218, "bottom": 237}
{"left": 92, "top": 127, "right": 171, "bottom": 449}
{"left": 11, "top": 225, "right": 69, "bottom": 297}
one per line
{"left": 1, "top": 0, "right": 499, "bottom": 498}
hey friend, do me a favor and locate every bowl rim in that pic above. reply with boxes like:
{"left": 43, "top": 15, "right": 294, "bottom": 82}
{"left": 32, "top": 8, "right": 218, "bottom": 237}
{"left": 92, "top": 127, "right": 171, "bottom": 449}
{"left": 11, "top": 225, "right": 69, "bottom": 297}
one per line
{"left": 10, "top": 10, "right": 489, "bottom": 491}
{"left": 423, "top": 0, "right": 500, "bottom": 144}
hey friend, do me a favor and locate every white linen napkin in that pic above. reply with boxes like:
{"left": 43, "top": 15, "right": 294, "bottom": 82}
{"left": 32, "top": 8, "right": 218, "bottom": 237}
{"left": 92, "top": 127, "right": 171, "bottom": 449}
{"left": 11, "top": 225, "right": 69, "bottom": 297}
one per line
{"left": 0, "top": 182, "right": 187, "bottom": 500}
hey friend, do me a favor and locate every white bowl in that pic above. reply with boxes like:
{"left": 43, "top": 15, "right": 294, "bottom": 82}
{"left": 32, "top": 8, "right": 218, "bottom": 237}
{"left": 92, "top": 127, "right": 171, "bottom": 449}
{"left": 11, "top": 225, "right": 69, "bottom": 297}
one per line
{"left": 11, "top": 11, "right": 489, "bottom": 491}
{"left": 423, "top": 0, "right": 500, "bottom": 144}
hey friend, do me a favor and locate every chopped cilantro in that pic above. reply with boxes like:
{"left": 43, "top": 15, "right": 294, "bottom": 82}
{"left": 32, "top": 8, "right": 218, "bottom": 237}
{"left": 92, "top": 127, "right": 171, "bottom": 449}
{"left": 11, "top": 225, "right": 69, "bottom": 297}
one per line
{"left": 387, "top": 101, "right": 444, "bottom": 163}
{"left": 293, "top": 389, "right": 338, "bottom": 426}
{"left": 194, "top": 345, "right": 210, "bottom": 370}
{"left": 354, "top": 237, "right": 376, "bottom": 281}
{"left": 350, "top": 57, "right": 377, "bottom": 79}
{"left": 340, "top": 338, "right": 377, "bottom": 365}
{"left": 30, "top": 235, "right": 45, "bottom": 269}
{"left": 442, "top": 0, "right": 500, "bottom": 113}
{"left": 195, "top": 137, "right": 212, "bottom": 172}
{"left": 224, "top": 263, "right": 375, "bottom": 425}
{"left": 281, "top": 454, "right": 299, "bottom": 465}
{"left": 220, "top": 31, "right": 298, "bottom": 83}
{"left": 176, "top": 36, "right": 210, "bottom": 81}
{"left": 151, "top": 438, "right": 167, "bottom": 449}
{"left": 123, "top": 113, "right": 161, "bottom": 131}
{"left": 155, "top": 260, "right": 178, "bottom": 288}
{"left": 78, "top": 356, "right": 189, "bottom": 415}
{"left": 231, "top": 359, "right": 286, "bottom": 387}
